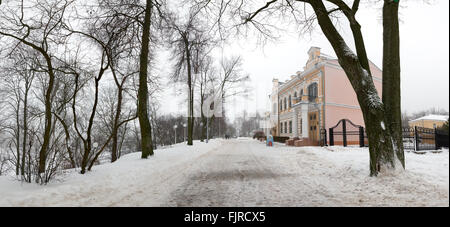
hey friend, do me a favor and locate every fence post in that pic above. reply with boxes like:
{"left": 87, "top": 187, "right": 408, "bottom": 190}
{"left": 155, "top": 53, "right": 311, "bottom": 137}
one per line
{"left": 434, "top": 128, "right": 438, "bottom": 150}
{"left": 329, "top": 128, "right": 334, "bottom": 146}
{"left": 359, "top": 126, "right": 364, "bottom": 147}
{"left": 342, "top": 119, "right": 347, "bottom": 147}
{"left": 414, "top": 126, "right": 419, "bottom": 151}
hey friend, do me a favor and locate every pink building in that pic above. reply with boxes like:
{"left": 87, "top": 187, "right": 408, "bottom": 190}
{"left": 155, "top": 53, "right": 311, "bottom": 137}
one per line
{"left": 269, "top": 47, "right": 382, "bottom": 146}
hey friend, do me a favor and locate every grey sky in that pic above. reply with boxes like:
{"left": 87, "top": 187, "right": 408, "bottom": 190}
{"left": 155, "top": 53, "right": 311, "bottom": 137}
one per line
{"left": 159, "top": 0, "right": 449, "bottom": 120}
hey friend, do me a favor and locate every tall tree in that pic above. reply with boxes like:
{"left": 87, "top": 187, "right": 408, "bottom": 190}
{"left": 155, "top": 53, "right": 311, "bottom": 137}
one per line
{"left": 166, "top": 8, "right": 212, "bottom": 145}
{"left": 138, "top": 0, "right": 154, "bottom": 158}
{"left": 382, "top": 0, "right": 404, "bottom": 169}
{"left": 196, "top": 56, "right": 215, "bottom": 141}
{"left": 69, "top": 1, "right": 142, "bottom": 163}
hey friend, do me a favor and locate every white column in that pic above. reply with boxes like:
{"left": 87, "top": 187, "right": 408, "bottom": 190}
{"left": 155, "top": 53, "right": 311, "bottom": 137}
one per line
{"left": 301, "top": 102, "right": 309, "bottom": 138}
{"left": 293, "top": 107, "right": 299, "bottom": 138}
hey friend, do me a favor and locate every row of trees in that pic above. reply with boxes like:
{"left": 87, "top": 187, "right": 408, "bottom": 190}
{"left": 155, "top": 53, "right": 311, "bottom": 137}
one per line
{"left": 0, "top": 0, "right": 248, "bottom": 183}
{"left": 0, "top": 0, "right": 151, "bottom": 182}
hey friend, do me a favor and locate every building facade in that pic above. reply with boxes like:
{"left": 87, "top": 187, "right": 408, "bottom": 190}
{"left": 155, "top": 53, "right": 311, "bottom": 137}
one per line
{"left": 409, "top": 115, "right": 449, "bottom": 129}
{"left": 268, "top": 47, "right": 383, "bottom": 146}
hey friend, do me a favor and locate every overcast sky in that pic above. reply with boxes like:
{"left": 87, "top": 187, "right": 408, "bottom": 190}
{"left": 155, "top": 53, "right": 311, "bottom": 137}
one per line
{"left": 159, "top": 0, "right": 449, "bottom": 121}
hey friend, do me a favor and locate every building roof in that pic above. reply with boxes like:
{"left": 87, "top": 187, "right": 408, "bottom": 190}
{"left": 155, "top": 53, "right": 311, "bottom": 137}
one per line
{"left": 409, "top": 114, "right": 449, "bottom": 122}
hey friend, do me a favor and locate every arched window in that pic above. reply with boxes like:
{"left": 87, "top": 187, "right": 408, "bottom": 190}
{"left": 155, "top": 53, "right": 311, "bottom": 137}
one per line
{"left": 300, "top": 89, "right": 304, "bottom": 101}
{"left": 289, "top": 95, "right": 292, "bottom": 108}
{"left": 308, "top": 83, "right": 318, "bottom": 102}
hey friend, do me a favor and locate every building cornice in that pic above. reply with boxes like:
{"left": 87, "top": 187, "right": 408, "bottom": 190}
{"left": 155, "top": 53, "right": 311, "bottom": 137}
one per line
{"left": 325, "top": 102, "right": 361, "bottom": 110}
{"left": 278, "top": 62, "right": 325, "bottom": 94}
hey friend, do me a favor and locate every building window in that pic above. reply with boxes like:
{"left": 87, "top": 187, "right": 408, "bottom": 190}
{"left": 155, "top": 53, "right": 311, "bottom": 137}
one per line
{"left": 280, "top": 123, "right": 283, "bottom": 133}
{"left": 284, "top": 97, "right": 287, "bottom": 110}
{"left": 284, "top": 122, "right": 287, "bottom": 133}
{"left": 308, "top": 83, "right": 318, "bottom": 102}
{"left": 279, "top": 99, "right": 282, "bottom": 111}
{"left": 289, "top": 121, "right": 292, "bottom": 133}
{"left": 289, "top": 95, "right": 292, "bottom": 108}
{"left": 300, "top": 89, "right": 304, "bottom": 101}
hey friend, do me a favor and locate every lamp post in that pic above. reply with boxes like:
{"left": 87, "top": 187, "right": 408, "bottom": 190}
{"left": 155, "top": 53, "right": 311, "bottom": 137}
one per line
{"left": 173, "top": 125, "right": 178, "bottom": 144}
{"left": 206, "top": 117, "right": 209, "bottom": 143}
{"left": 183, "top": 123, "right": 187, "bottom": 143}
{"left": 200, "top": 122, "right": 204, "bottom": 142}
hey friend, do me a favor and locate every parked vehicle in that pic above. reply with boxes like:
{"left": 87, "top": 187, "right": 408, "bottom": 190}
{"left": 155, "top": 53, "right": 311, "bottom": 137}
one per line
{"left": 253, "top": 131, "right": 266, "bottom": 140}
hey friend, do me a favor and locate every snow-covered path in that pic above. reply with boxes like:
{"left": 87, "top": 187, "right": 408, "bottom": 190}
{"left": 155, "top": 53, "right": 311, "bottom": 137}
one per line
{"left": 163, "top": 139, "right": 448, "bottom": 206}
{"left": 0, "top": 138, "right": 448, "bottom": 206}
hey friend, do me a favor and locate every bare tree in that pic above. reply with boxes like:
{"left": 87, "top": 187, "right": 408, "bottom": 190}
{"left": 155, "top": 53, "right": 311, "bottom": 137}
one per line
{"left": 0, "top": 0, "right": 73, "bottom": 183}
{"left": 195, "top": 56, "right": 216, "bottom": 141}
{"left": 74, "top": 1, "right": 141, "bottom": 163}
{"left": 165, "top": 7, "right": 213, "bottom": 145}
{"left": 216, "top": 56, "right": 250, "bottom": 136}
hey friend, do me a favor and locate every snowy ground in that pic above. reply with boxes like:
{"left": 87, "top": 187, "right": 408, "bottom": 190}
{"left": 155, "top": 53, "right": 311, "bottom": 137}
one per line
{"left": 0, "top": 138, "right": 448, "bottom": 207}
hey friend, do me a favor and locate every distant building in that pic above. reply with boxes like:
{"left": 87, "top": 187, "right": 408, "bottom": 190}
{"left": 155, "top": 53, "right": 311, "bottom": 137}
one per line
{"left": 409, "top": 115, "right": 449, "bottom": 129}
{"left": 268, "top": 47, "right": 383, "bottom": 146}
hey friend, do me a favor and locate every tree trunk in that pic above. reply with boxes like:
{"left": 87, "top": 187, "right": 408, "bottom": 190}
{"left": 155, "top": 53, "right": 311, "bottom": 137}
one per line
{"left": 185, "top": 38, "right": 194, "bottom": 146}
{"left": 382, "top": 0, "right": 405, "bottom": 167}
{"left": 139, "top": 0, "right": 154, "bottom": 158}
{"left": 38, "top": 55, "right": 55, "bottom": 181}
{"left": 15, "top": 98, "right": 20, "bottom": 176}
{"left": 21, "top": 82, "right": 30, "bottom": 177}
{"left": 80, "top": 74, "right": 104, "bottom": 174}
{"left": 111, "top": 81, "right": 124, "bottom": 163}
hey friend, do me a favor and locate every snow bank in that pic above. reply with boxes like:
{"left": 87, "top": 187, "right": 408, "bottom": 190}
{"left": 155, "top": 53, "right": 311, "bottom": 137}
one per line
{"left": 0, "top": 140, "right": 223, "bottom": 206}
{"left": 297, "top": 146, "right": 449, "bottom": 206}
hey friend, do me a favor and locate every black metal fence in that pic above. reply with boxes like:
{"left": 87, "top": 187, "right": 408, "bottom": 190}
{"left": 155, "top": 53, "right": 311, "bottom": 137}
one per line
{"left": 273, "top": 136, "right": 290, "bottom": 143}
{"left": 436, "top": 129, "right": 449, "bottom": 149}
{"left": 402, "top": 127, "right": 415, "bottom": 150}
{"left": 326, "top": 119, "right": 449, "bottom": 151}
{"left": 415, "top": 126, "right": 436, "bottom": 151}
{"left": 328, "top": 119, "right": 365, "bottom": 147}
